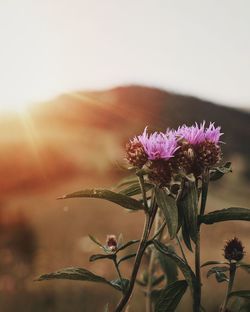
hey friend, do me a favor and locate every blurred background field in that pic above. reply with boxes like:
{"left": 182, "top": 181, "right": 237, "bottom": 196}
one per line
{"left": 1, "top": 0, "right": 250, "bottom": 311}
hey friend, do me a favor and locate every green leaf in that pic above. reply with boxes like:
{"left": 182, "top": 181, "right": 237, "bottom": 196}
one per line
{"left": 229, "top": 290, "right": 250, "bottom": 299}
{"left": 88, "top": 234, "right": 104, "bottom": 248}
{"left": 153, "top": 240, "right": 199, "bottom": 307}
{"left": 110, "top": 279, "right": 130, "bottom": 292}
{"left": 182, "top": 182, "right": 198, "bottom": 243}
{"left": 117, "top": 239, "right": 140, "bottom": 252}
{"left": 155, "top": 188, "right": 178, "bottom": 239}
{"left": 199, "top": 207, "right": 250, "bottom": 225}
{"left": 117, "top": 253, "right": 136, "bottom": 265}
{"left": 119, "top": 182, "right": 153, "bottom": 197}
{"left": 210, "top": 162, "right": 232, "bottom": 181}
{"left": 201, "top": 261, "right": 228, "bottom": 267}
{"left": 89, "top": 254, "right": 114, "bottom": 262}
{"left": 58, "top": 189, "right": 144, "bottom": 211}
{"left": 181, "top": 220, "right": 193, "bottom": 252}
{"left": 238, "top": 263, "right": 250, "bottom": 273}
{"left": 155, "top": 280, "right": 188, "bottom": 312}
{"left": 207, "top": 266, "right": 229, "bottom": 282}
{"left": 157, "top": 245, "right": 178, "bottom": 285}
{"left": 36, "top": 267, "right": 126, "bottom": 291}
{"left": 152, "top": 275, "right": 165, "bottom": 287}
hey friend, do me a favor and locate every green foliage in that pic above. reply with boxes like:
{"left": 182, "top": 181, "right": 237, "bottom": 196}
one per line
{"left": 201, "top": 260, "right": 228, "bottom": 267}
{"left": 154, "top": 280, "right": 188, "bottom": 312}
{"left": 89, "top": 254, "right": 115, "bottom": 262}
{"left": 118, "top": 181, "right": 153, "bottom": 197}
{"left": 157, "top": 245, "right": 178, "bottom": 285}
{"left": 116, "top": 239, "right": 140, "bottom": 252}
{"left": 155, "top": 188, "right": 178, "bottom": 239}
{"left": 58, "top": 188, "right": 144, "bottom": 210}
{"left": 210, "top": 162, "right": 232, "bottom": 181}
{"left": 117, "top": 253, "right": 136, "bottom": 266}
{"left": 36, "top": 267, "right": 125, "bottom": 291}
{"left": 199, "top": 207, "right": 250, "bottom": 224}
{"left": 229, "top": 290, "right": 250, "bottom": 299}
{"left": 180, "top": 182, "right": 198, "bottom": 243}
{"left": 207, "top": 266, "right": 229, "bottom": 283}
{"left": 153, "top": 240, "right": 199, "bottom": 307}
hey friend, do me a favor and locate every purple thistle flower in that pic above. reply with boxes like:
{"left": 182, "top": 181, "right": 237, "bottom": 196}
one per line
{"left": 137, "top": 127, "right": 179, "bottom": 161}
{"left": 205, "top": 122, "right": 223, "bottom": 144}
{"left": 176, "top": 122, "right": 206, "bottom": 145}
{"left": 176, "top": 122, "right": 223, "bottom": 145}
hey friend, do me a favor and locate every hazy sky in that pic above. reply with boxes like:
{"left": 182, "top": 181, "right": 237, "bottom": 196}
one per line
{"left": 0, "top": 0, "right": 250, "bottom": 110}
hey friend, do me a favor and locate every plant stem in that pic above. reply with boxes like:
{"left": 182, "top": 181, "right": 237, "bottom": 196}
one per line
{"left": 221, "top": 262, "right": 236, "bottom": 312}
{"left": 138, "top": 174, "right": 149, "bottom": 212}
{"left": 114, "top": 257, "right": 125, "bottom": 293}
{"left": 115, "top": 213, "right": 153, "bottom": 312}
{"left": 145, "top": 209, "right": 162, "bottom": 312}
{"left": 195, "top": 230, "right": 201, "bottom": 311}
{"left": 200, "top": 169, "right": 209, "bottom": 216}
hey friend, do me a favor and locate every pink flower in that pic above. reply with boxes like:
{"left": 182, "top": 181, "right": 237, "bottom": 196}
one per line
{"left": 137, "top": 127, "right": 179, "bottom": 161}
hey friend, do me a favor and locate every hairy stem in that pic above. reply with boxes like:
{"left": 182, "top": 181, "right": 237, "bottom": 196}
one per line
{"left": 138, "top": 174, "right": 149, "bottom": 212}
{"left": 200, "top": 169, "right": 210, "bottom": 216}
{"left": 221, "top": 263, "right": 236, "bottom": 312}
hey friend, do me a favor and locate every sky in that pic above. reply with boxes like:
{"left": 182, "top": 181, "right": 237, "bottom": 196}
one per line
{"left": 0, "top": 0, "right": 250, "bottom": 111}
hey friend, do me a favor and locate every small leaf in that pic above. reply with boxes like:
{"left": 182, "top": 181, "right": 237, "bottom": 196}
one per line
{"left": 229, "top": 290, "right": 250, "bottom": 299}
{"left": 119, "top": 182, "right": 153, "bottom": 197}
{"left": 199, "top": 207, "right": 250, "bottom": 225}
{"left": 117, "top": 239, "right": 140, "bottom": 252}
{"left": 201, "top": 261, "right": 229, "bottom": 267}
{"left": 157, "top": 245, "right": 178, "bottom": 285}
{"left": 215, "top": 271, "right": 229, "bottom": 283}
{"left": 117, "top": 253, "right": 136, "bottom": 265}
{"left": 153, "top": 240, "right": 199, "bottom": 308}
{"left": 58, "top": 189, "right": 144, "bottom": 211}
{"left": 88, "top": 235, "right": 104, "bottom": 248}
{"left": 110, "top": 279, "right": 130, "bottom": 292}
{"left": 115, "top": 177, "right": 138, "bottom": 189}
{"left": 237, "top": 262, "right": 250, "bottom": 273}
{"left": 89, "top": 254, "right": 114, "bottom": 262}
{"left": 155, "top": 280, "right": 188, "bottom": 312}
{"left": 36, "top": 267, "right": 109, "bottom": 284}
{"left": 210, "top": 162, "right": 232, "bottom": 181}
{"left": 207, "top": 266, "right": 229, "bottom": 279}
{"left": 155, "top": 188, "right": 178, "bottom": 239}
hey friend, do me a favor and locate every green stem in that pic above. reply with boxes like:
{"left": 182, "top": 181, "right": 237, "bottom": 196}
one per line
{"left": 200, "top": 169, "right": 210, "bottom": 216}
{"left": 114, "top": 257, "right": 125, "bottom": 294}
{"left": 115, "top": 212, "right": 154, "bottom": 312}
{"left": 221, "top": 263, "right": 236, "bottom": 312}
{"left": 195, "top": 231, "right": 201, "bottom": 311}
{"left": 138, "top": 174, "right": 149, "bottom": 212}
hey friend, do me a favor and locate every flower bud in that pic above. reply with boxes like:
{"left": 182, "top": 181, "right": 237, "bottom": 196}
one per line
{"left": 196, "top": 141, "right": 222, "bottom": 168}
{"left": 106, "top": 235, "right": 118, "bottom": 252}
{"left": 148, "top": 160, "right": 172, "bottom": 186}
{"left": 224, "top": 237, "right": 245, "bottom": 262}
{"left": 172, "top": 140, "right": 195, "bottom": 173}
{"left": 125, "top": 140, "right": 148, "bottom": 168}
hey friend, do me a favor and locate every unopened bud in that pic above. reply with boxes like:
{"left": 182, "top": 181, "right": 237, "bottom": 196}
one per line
{"left": 224, "top": 237, "right": 245, "bottom": 262}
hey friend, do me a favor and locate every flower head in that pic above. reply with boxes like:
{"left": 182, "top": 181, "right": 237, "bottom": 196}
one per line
{"left": 224, "top": 237, "right": 245, "bottom": 262}
{"left": 176, "top": 122, "right": 206, "bottom": 145}
{"left": 139, "top": 128, "right": 179, "bottom": 161}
